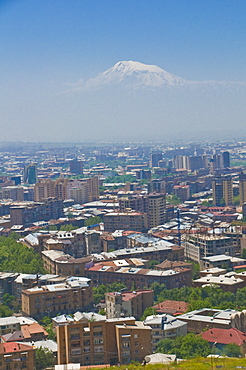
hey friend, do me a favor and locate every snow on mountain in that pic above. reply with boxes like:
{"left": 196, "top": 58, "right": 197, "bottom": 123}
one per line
{"left": 69, "top": 61, "right": 245, "bottom": 91}
{"left": 86, "top": 60, "right": 190, "bottom": 88}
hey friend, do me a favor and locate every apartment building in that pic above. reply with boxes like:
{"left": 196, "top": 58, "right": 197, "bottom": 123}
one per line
{"left": 0, "top": 342, "right": 35, "bottom": 370}
{"left": 212, "top": 176, "right": 233, "bottom": 206}
{"left": 56, "top": 316, "right": 152, "bottom": 366}
{"left": 41, "top": 250, "right": 91, "bottom": 276}
{"left": 10, "top": 198, "right": 64, "bottom": 226}
{"left": 85, "top": 263, "right": 192, "bottom": 290}
{"left": 105, "top": 290, "right": 154, "bottom": 319}
{"left": 184, "top": 233, "right": 234, "bottom": 262}
{"left": 144, "top": 314, "right": 187, "bottom": 352}
{"left": 239, "top": 172, "right": 246, "bottom": 206}
{"left": 104, "top": 212, "right": 148, "bottom": 233}
{"left": 22, "top": 278, "right": 92, "bottom": 319}
{"left": 119, "top": 192, "right": 166, "bottom": 229}
{"left": 92, "top": 242, "right": 184, "bottom": 264}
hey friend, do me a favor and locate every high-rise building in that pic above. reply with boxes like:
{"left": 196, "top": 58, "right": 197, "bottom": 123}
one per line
{"left": 239, "top": 172, "right": 246, "bottom": 206}
{"left": 56, "top": 316, "right": 152, "bottom": 366}
{"left": 119, "top": 192, "right": 166, "bottom": 229}
{"left": 147, "top": 193, "right": 166, "bottom": 228}
{"left": 34, "top": 178, "right": 69, "bottom": 201}
{"left": 222, "top": 151, "right": 230, "bottom": 168}
{"left": 212, "top": 176, "right": 233, "bottom": 206}
{"left": 148, "top": 179, "right": 165, "bottom": 194}
{"left": 23, "top": 163, "right": 38, "bottom": 184}
{"left": 69, "top": 158, "right": 84, "bottom": 174}
{"left": 150, "top": 152, "right": 162, "bottom": 168}
{"left": 87, "top": 177, "right": 99, "bottom": 202}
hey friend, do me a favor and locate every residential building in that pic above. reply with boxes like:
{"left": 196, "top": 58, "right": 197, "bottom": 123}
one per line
{"left": 152, "top": 300, "right": 189, "bottom": 316}
{"left": 105, "top": 290, "right": 154, "bottom": 319}
{"left": 178, "top": 308, "right": 238, "bottom": 333}
{"left": 10, "top": 198, "right": 64, "bottom": 226}
{"left": 104, "top": 212, "right": 148, "bottom": 233}
{"left": 21, "top": 278, "right": 92, "bottom": 319}
{"left": 147, "top": 193, "right": 166, "bottom": 228}
{"left": 201, "top": 327, "right": 246, "bottom": 356}
{"left": 184, "top": 234, "right": 234, "bottom": 262}
{"left": 41, "top": 250, "right": 91, "bottom": 276}
{"left": 23, "top": 163, "right": 38, "bottom": 184}
{"left": 56, "top": 316, "right": 152, "bottom": 366}
{"left": 144, "top": 314, "right": 187, "bottom": 352}
{"left": 85, "top": 263, "right": 192, "bottom": 290}
{"left": 193, "top": 274, "right": 245, "bottom": 293}
{"left": 0, "top": 317, "right": 21, "bottom": 336}
{"left": 0, "top": 342, "right": 35, "bottom": 370}
{"left": 239, "top": 172, "right": 246, "bottom": 206}
{"left": 150, "top": 153, "right": 162, "bottom": 168}
{"left": 173, "top": 185, "right": 190, "bottom": 202}
{"left": 212, "top": 176, "right": 233, "bottom": 206}
{"left": 69, "top": 158, "right": 84, "bottom": 174}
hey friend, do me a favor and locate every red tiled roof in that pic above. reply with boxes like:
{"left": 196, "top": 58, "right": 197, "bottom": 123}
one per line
{"left": 201, "top": 328, "right": 246, "bottom": 346}
{"left": 152, "top": 300, "right": 189, "bottom": 314}
{"left": 0, "top": 342, "right": 33, "bottom": 354}
{"left": 21, "top": 323, "right": 48, "bottom": 339}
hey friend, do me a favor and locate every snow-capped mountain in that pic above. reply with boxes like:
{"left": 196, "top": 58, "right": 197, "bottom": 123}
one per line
{"left": 85, "top": 60, "right": 191, "bottom": 89}
{"left": 69, "top": 60, "right": 245, "bottom": 92}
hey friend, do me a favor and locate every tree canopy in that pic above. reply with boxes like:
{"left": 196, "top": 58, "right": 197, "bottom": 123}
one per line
{"left": 35, "top": 347, "right": 55, "bottom": 370}
{"left": 156, "top": 334, "right": 211, "bottom": 359}
{"left": 0, "top": 236, "right": 45, "bottom": 274}
{"left": 151, "top": 283, "right": 246, "bottom": 311}
{"left": 93, "top": 282, "right": 126, "bottom": 304}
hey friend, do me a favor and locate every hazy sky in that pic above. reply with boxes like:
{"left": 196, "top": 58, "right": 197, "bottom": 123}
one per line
{"left": 1, "top": 0, "right": 246, "bottom": 142}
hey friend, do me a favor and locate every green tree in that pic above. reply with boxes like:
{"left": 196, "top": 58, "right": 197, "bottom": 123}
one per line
{"left": 192, "top": 263, "right": 200, "bottom": 280}
{"left": 0, "top": 236, "right": 46, "bottom": 274}
{"left": 2, "top": 293, "right": 19, "bottom": 312}
{"left": 93, "top": 282, "right": 126, "bottom": 304}
{"left": 156, "top": 334, "right": 210, "bottom": 359}
{"left": 179, "top": 334, "right": 210, "bottom": 359}
{"left": 0, "top": 305, "right": 13, "bottom": 317}
{"left": 241, "top": 249, "right": 246, "bottom": 259}
{"left": 85, "top": 216, "right": 103, "bottom": 226}
{"left": 222, "top": 343, "right": 241, "bottom": 357}
{"left": 40, "top": 316, "right": 56, "bottom": 340}
{"left": 150, "top": 282, "right": 166, "bottom": 297}
{"left": 166, "top": 194, "right": 181, "bottom": 205}
{"left": 35, "top": 347, "right": 55, "bottom": 370}
{"left": 59, "top": 224, "right": 78, "bottom": 231}
{"left": 148, "top": 260, "right": 159, "bottom": 269}
{"left": 140, "top": 307, "right": 156, "bottom": 321}
{"left": 233, "top": 195, "right": 240, "bottom": 205}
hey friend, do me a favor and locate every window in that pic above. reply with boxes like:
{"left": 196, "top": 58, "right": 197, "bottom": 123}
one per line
{"left": 94, "top": 338, "right": 103, "bottom": 344}
{"left": 134, "top": 334, "right": 138, "bottom": 339}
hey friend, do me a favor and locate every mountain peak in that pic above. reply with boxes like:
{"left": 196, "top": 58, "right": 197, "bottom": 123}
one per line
{"left": 69, "top": 60, "right": 244, "bottom": 92}
{"left": 99, "top": 60, "right": 188, "bottom": 87}
{"left": 108, "top": 60, "right": 165, "bottom": 74}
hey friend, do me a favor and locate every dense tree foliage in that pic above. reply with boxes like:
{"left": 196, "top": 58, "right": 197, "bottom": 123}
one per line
{"left": 85, "top": 216, "right": 103, "bottom": 226}
{"left": 166, "top": 194, "right": 181, "bottom": 205}
{"left": 35, "top": 347, "right": 55, "bottom": 370}
{"left": 0, "top": 305, "right": 13, "bottom": 317}
{"left": 156, "top": 334, "right": 211, "bottom": 359}
{"left": 151, "top": 283, "right": 246, "bottom": 311}
{"left": 141, "top": 307, "right": 156, "bottom": 321}
{"left": 40, "top": 316, "right": 56, "bottom": 340}
{"left": 222, "top": 343, "right": 241, "bottom": 357}
{"left": 93, "top": 283, "right": 126, "bottom": 304}
{"left": 0, "top": 237, "right": 45, "bottom": 274}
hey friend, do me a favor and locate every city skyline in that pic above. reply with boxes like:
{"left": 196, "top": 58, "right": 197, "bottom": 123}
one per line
{"left": 1, "top": 1, "right": 246, "bottom": 142}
